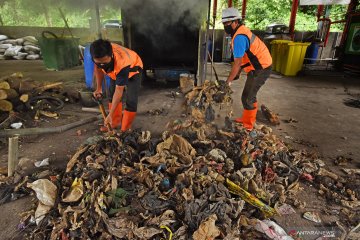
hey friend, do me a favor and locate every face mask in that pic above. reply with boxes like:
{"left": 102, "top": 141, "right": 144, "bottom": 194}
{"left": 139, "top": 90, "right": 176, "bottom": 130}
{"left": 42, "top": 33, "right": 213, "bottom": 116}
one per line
{"left": 224, "top": 24, "right": 233, "bottom": 35}
{"left": 95, "top": 56, "right": 114, "bottom": 73}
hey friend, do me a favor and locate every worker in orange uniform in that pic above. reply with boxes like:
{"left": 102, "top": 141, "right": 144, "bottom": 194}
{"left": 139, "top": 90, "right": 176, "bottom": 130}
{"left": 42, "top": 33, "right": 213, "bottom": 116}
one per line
{"left": 91, "top": 39, "right": 143, "bottom": 131}
{"left": 222, "top": 7, "right": 272, "bottom": 130}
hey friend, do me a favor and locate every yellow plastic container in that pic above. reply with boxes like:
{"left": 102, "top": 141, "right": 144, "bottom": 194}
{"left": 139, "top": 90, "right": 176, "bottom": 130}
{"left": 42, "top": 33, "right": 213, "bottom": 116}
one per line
{"left": 281, "top": 42, "right": 311, "bottom": 76}
{"left": 270, "top": 40, "right": 280, "bottom": 72}
{"left": 270, "top": 40, "right": 292, "bottom": 72}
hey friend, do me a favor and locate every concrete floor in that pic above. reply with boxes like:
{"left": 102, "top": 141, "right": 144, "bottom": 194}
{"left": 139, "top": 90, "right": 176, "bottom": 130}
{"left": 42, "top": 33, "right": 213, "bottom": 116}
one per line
{"left": 0, "top": 60, "right": 359, "bottom": 239}
{"left": 211, "top": 62, "right": 360, "bottom": 174}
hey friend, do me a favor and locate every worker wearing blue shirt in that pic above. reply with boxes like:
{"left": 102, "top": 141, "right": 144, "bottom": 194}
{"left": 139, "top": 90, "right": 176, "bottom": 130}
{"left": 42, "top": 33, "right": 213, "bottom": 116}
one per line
{"left": 233, "top": 35, "right": 250, "bottom": 59}
{"left": 222, "top": 7, "right": 272, "bottom": 130}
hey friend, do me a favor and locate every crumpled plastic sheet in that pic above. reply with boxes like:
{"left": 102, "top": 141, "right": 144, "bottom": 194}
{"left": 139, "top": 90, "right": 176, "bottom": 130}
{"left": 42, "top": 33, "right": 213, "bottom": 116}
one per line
{"left": 27, "top": 179, "right": 57, "bottom": 206}
{"left": 192, "top": 214, "right": 220, "bottom": 240}
{"left": 254, "top": 219, "right": 294, "bottom": 240}
{"left": 27, "top": 179, "right": 57, "bottom": 225}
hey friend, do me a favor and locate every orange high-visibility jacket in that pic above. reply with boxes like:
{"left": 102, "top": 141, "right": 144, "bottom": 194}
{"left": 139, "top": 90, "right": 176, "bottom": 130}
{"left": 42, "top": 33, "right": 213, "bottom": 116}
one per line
{"left": 231, "top": 25, "right": 272, "bottom": 73}
{"left": 102, "top": 43, "right": 143, "bottom": 80}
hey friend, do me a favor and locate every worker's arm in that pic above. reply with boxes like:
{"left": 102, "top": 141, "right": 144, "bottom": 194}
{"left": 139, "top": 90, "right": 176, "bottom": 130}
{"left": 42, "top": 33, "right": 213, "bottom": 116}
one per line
{"left": 227, "top": 57, "right": 242, "bottom": 84}
{"left": 227, "top": 35, "right": 249, "bottom": 85}
{"left": 93, "top": 66, "right": 105, "bottom": 98}
{"left": 105, "top": 86, "right": 124, "bottom": 126}
{"left": 104, "top": 66, "right": 130, "bottom": 126}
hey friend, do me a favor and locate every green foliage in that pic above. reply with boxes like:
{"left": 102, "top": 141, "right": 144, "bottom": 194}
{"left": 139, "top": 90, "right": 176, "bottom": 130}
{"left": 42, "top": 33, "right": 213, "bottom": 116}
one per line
{"left": 0, "top": 0, "right": 121, "bottom": 27}
{"left": 214, "top": 0, "right": 347, "bottom": 32}
{"left": 0, "top": 0, "right": 348, "bottom": 32}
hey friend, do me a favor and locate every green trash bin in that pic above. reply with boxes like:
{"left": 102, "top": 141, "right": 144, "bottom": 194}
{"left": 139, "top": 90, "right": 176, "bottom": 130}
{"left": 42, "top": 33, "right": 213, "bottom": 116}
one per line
{"left": 38, "top": 31, "right": 80, "bottom": 70}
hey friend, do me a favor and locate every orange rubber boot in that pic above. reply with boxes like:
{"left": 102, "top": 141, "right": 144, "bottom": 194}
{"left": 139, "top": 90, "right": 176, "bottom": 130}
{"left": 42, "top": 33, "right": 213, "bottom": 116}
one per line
{"left": 242, "top": 108, "right": 257, "bottom": 130}
{"left": 235, "top": 102, "right": 257, "bottom": 123}
{"left": 121, "top": 111, "right": 136, "bottom": 131}
{"left": 109, "top": 102, "right": 123, "bottom": 128}
{"left": 235, "top": 115, "right": 244, "bottom": 123}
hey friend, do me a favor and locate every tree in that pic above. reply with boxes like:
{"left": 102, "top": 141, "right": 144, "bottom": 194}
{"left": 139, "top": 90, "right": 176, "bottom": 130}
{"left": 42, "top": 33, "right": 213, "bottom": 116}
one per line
{"left": 216, "top": 0, "right": 346, "bottom": 31}
{"left": 0, "top": 0, "right": 124, "bottom": 27}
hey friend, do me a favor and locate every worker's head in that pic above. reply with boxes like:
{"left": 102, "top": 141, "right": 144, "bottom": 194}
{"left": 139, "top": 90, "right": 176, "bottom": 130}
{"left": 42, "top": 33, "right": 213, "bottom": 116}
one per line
{"left": 90, "top": 39, "right": 114, "bottom": 73}
{"left": 222, "top": 7, "right": 242, "bottom": 35}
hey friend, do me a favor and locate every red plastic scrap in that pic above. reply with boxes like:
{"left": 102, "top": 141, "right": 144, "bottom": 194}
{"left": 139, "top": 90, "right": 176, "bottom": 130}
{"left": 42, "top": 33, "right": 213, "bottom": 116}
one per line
{"left": 60, "top": 230, "right": 69, "bottom": 240}
{"left": 241, "top": 139, "right": 248, "bottom": 150}
{"left": 263, "top": 167, "right": 277, "bottom": 183}
{"left": 208, "top": 161, "right": 224, "bottom": 173}
{"left": 301, "top": 173, "right": 314, "bottom": 182}
{"left": 251, "top": 149, "right": 262, "bottom": 159}
{"left": 49, "top": 175, "right": 58, "bottom": 182}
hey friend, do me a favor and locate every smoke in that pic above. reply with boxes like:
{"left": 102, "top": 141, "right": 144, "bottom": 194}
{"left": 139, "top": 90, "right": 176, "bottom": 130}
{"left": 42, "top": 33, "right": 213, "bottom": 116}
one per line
{"left": 119, "top": 0, "right": 209, "bottom": 48}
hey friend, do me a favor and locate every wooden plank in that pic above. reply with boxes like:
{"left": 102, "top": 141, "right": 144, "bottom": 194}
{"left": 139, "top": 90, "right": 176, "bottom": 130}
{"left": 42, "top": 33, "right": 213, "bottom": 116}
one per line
{"left": 8, "top": 135, "right": 19, "bottom": 177}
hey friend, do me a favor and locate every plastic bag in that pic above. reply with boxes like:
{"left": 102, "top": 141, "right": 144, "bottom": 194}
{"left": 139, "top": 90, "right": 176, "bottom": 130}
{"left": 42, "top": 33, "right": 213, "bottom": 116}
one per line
{"left": 4, "top": 46, "right": 22, "bottom": 57}
{"left": 23, "top": 36, "right": 38, "bottom": 44}
{"left": 13, "top": 52, "right": 28, "bottom": 60}
{"left": 0, "top": 43, "right": 12, "bottom": 49}
{"left": 254, "top": 219, "right": 294, "bottom": 240}
{"left": 27, "top": 179, "right": 57, "bottom": 206}
{"left": 26, "top": 54, "right": 40, "bottom": 60}
{"left": 24, "top": 45, "right": 40, "bottom": 53}
{"left": 0, "top": 35, "right": 8, "bottom": 41}
{"left": 3, "top": 39, "right": 18, "bottom": 45}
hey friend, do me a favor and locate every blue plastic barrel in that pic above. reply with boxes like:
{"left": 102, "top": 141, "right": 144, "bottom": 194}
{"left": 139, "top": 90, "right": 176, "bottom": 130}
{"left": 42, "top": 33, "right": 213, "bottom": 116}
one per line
{"left": 84, "top": 45, "right": 111, "bottom": 90}
{"left": 304, "top": 42, "right": 319, "bottom": 64}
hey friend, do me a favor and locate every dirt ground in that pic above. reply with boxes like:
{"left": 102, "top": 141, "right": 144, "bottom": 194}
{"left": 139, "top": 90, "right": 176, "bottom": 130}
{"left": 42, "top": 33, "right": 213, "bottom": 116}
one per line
{"left": 0, "top": 60, "right": 359, "bottom": 239}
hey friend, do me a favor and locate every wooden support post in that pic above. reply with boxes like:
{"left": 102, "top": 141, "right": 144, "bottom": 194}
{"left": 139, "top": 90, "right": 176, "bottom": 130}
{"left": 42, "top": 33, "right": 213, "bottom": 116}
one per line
{"left": 8, "top": 135, "right": 19, "bottom": 177}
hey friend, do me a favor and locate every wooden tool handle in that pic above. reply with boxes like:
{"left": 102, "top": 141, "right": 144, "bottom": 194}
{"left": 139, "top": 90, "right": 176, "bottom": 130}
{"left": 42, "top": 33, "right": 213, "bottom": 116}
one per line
{"left": 99, "top": 104, "right": 112, "bottom": 131}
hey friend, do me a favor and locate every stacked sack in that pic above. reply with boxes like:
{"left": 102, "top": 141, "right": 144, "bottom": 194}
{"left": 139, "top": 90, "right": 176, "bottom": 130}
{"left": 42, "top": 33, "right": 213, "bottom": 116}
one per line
{"left": 0, "top": 35, "right": 41, "bottom": 60}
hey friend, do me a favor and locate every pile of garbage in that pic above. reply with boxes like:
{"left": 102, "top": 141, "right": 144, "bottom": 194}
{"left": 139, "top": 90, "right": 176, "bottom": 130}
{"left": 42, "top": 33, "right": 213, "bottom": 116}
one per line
{"left": 20, "top": 120, "right": 359, "bottom": 239}
{"left": 4, "top": 80, "right": 360, "bottom": 239}
{"left": 0, "top": 35, "right": 41, "bottom": 60}
{"left": 183, "top": 79, "right": 233, "bottom": 122}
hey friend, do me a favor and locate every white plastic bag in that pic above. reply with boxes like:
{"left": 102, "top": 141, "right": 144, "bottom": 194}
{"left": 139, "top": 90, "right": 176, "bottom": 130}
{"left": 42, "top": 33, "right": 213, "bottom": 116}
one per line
{"left": 0, "top": 35, "right": 8, "bottom": 41}
{"left": 3, "top": 39, "right": 18, "bottom": 45}
{"left": 34, "top": 202, "right": 52, "bottom": 225}
{"left": 254, "top": 219, "right": 294, "bottom": 240}
{"left": 34, "top": 158, "right": 50, "bottom": 167}
{"left": 16, "top": 38, "right": 24, "bottom": 45}
{"left": 26, "top": 54, "right": 40, "bottom": 60}
{"left": 13, "top": 52, "right": 28, "bottom": 60}
{"left": 23, "top": 36, "right": 38, "bottom": 44}
{"left": 0, "top": 43, "right": 12, "bottom": 49}
{"left": 24, "top": 41, "right": 36, "bottom": 46}
{"left": 4, "top": 46, "right": 22, "bottom": 57}
{"left": 24, "top": 45, "right": 40, "bottom": 53}
{"left": 27, "top": 179, "right": 57, "bottom": 206}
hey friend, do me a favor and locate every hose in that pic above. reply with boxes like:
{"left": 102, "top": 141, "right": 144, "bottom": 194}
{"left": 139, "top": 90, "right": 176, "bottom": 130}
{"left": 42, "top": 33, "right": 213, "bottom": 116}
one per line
{"left": 26, "top": 96, "right": 64, "bottom": 111}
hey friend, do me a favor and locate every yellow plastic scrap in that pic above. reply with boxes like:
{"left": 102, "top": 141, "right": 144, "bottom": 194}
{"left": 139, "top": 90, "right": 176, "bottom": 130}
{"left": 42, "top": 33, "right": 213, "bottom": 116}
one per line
{"left": 72, "top": 177, "right": 82, "bottom": 188}
{"left": 160, "top": 225, "right": 173, "bottom": 240}
{"left": 226, "top": 178, "right": 276, "bottom": 217}
{"left": 97, "top": 192, "right": 107, "bottom": 211}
